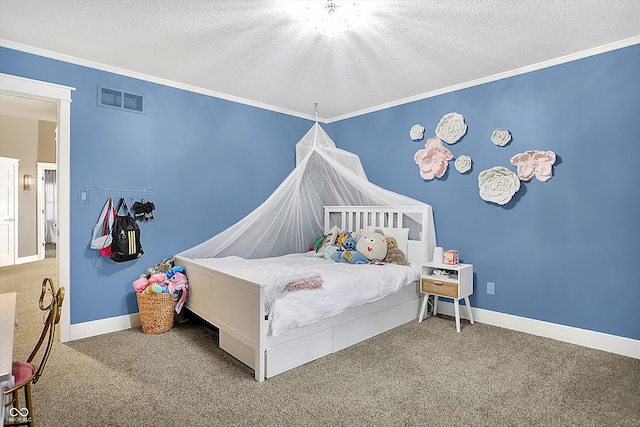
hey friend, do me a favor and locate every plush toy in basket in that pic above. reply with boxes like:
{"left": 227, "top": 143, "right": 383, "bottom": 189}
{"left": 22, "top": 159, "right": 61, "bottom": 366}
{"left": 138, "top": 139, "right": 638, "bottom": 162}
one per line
{"left": 132, "top": 259, "right": 189, "bottom": 334}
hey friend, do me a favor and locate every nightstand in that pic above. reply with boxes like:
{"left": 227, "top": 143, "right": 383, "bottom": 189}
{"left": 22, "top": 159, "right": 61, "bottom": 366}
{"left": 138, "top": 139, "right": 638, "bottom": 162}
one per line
{"left": 418, "top": 262, "right": 474, "bottom": 332}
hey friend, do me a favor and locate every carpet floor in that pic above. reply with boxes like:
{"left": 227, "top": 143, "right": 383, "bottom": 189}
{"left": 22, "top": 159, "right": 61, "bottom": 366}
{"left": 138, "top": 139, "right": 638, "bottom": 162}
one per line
{"left": 2, "top": 259, "right": 639, "bottom": 426}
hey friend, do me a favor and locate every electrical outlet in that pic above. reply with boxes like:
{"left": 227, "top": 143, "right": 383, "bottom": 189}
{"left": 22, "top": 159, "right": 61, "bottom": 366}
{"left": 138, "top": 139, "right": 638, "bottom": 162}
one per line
{"left": 487, "top": 282, "right": 495, "bottom": 295}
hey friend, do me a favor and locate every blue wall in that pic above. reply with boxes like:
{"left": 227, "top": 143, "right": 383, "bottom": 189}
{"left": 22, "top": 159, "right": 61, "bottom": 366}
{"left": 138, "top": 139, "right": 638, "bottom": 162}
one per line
{"left": 328, "top": 43, "right": 640, "bottom": 340}
{"left": 0, "top": 47, "right": 312, "bottom": 324}
{"left": 2, "top": 43, "right": 638, "bottom": 340}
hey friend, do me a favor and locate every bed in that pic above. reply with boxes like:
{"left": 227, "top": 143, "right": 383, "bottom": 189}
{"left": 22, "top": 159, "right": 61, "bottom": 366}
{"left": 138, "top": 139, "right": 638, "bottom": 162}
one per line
{"left": 175, "top": 205, "right": 434, "bottom": 382}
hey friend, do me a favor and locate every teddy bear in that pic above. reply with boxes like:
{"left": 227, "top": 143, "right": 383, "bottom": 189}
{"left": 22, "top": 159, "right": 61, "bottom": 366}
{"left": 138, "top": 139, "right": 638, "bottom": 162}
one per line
{"left": 146, "top": 258, "right": 173, "bottom": 277}
{"left": 337, "top": 231, "right": 387, "bottom": 264}
{"left": 383, "top": 237, "right": 411, "bottom": 266}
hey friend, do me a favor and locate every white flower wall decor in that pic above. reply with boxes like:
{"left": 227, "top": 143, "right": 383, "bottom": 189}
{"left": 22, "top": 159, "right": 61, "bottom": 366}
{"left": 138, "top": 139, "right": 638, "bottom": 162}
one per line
{"left": 478, "top": 166, "right": 521, "bottom": 205}
{"left": 454, "top": 155, "right": 472, "bottom": 173}
{"left": 491, "top": 129, "right": 511, "bottom": 147}
{"left": 435, "top": 112, "right": 467, "bottom": 144}
{"left": 404, "top": 111, "right": 557, "bottom": 207}
{"left": 409, "top": 124, "right": 425, "bottom": 141}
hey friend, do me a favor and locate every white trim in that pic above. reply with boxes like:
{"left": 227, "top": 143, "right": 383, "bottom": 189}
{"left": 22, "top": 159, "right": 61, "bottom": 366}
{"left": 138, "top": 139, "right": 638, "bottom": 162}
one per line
{"left": 70, "top": 302, "right": 640, "bottom": 362}
{"left": 4, "top": 37, "right": 638, "bottom": 124}
{"left": 0, "top": 73, "right": 74, "bottom": 343}
{"left": 433, "top": 300, "right": 640, "bottom": 360}
{"left": 15, "top": 254, "right": 38, "bottom": 265}
{"left": 69, "top": 313, "right": 141, "bottom": 341}
{"left": 0, "top": 71, "right": 72, "bottom": 101}
{"left": 0, "top": 39, "right": 316, "bottom": 122}
{"left": 327, "top": 36, "right": 640, "bottom": 123}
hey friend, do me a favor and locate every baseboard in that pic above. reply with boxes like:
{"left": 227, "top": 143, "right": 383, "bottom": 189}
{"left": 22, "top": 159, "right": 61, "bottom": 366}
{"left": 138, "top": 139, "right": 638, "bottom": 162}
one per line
{"left": 68, "top": 312, "right": 141, "bottom": 341}
{"left": 67, "top": 304, "right": 640, "bottom": 360}
{"left": 433, "top": 300, "right": 640, "bottom": 360}
{"left": 15, "top": 255, "right": 39, "bottom": 265}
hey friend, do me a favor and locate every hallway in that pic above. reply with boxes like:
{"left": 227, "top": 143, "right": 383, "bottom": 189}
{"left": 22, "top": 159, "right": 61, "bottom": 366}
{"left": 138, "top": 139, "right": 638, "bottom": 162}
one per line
{"left": 0, "top": 257, "right": 58, "bottom": 360}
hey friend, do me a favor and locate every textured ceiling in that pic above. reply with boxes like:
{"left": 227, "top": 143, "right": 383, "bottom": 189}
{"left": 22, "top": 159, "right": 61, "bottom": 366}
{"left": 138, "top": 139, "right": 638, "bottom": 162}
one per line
{"left": 0, "top": 0, "right": 639, "bottom": 121}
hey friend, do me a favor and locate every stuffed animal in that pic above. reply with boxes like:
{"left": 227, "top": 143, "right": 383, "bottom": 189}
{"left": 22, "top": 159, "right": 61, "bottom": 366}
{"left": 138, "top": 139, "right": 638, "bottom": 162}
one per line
{"left": 147, "top": 259, "right": 173, "bottom": 277}
{"left": 164, "top": 265, "right": 184, "bottom": 278}
{"left": 338, "top": 231, "right": 387, "bottom": 264}
{"left": 336, "top": 231, "right": 352, "bottom": 248}
{"left": 145, "top": 284, "right": 164, "bottom": 294}
{"left": 313, "top": 236, "right": 324, "bottom": 252}
{"left": 316, "top": 226, "right": 340, "bottom": 253}
{"left": 132, "top": 275, "right": 149, "bottom": 293}
{"left": 342, "top": 235, "right": 357, "bottom": 251}
{"left": 149, "top": 273, "right": 167, "bottom": 286}
{"left": 311, "top": 226, "right": 342, "bottom": 258}
{"left": 167, "top": 272, "right": 189, "bottom": 314}
{"left": 383, "top": 237, "right": 411, "bottom": 266}
{"left": 322, "top": 245, "right": 342, "bottom": 261}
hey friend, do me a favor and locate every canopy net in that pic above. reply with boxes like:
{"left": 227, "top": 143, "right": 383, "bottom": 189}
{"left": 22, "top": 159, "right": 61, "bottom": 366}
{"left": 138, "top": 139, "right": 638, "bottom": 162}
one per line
{"left": 178, "top": 122, "right": 434, "bottom": 259}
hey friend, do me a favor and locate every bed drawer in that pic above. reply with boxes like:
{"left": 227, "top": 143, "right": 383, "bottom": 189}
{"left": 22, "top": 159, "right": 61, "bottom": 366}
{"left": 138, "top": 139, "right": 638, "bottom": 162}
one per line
{"left": 421, "top": 278, "right": 458, "bottom": 298}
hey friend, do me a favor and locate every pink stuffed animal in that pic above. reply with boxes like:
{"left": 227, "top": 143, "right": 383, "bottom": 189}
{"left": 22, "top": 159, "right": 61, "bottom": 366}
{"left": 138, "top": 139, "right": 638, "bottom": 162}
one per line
{"left": 167, "top": 272, "right": 189, "bottom": 314}
{"left": 148, "top": 273, "right": 167, "bottom": 286}
{"left": 132, "top": 276, "right": 149, "bottom": 293}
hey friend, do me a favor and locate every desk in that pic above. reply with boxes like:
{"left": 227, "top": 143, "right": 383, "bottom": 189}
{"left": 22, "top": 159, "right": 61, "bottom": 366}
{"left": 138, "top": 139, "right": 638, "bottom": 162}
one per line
{"left": 1, "top": 292, "right": 17, "bottom": 424}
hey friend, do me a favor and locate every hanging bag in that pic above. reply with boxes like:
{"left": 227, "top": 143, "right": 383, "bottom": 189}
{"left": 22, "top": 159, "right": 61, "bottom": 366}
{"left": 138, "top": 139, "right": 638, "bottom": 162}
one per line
{"left": 110, "top": 197, "right": 144, "bottom": 262}
{"left": 91, "top": 197, "right": 116, "bottom": 256}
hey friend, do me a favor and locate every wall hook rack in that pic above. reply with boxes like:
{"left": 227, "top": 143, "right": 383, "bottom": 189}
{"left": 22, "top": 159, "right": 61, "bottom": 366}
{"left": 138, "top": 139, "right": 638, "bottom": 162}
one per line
{"left": 94, "top": 185, "right": 154, "bottom": 196}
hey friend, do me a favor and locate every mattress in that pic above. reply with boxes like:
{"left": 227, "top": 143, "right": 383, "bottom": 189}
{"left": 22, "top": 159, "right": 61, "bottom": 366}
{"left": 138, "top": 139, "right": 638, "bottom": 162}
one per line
{"left": 192, "top": 253, "right": 420, "bottom": 336}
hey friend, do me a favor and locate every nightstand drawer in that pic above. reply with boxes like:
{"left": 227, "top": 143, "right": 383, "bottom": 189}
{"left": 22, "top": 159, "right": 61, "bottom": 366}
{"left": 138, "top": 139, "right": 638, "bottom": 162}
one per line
{"left": 421, "top": 278, "right": 458, "bottom": 298}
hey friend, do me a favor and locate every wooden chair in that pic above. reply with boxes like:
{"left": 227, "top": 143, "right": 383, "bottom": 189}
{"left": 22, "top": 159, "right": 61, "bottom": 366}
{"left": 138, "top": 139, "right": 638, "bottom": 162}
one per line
{"left": 2, "top": 278, "right": 64, "bottom": 427}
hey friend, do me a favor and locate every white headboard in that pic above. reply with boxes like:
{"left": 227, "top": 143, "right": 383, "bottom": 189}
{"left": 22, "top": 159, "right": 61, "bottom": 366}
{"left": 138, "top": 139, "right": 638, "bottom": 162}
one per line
{"left": 323, "top": 205, "right": 436, "bottom": 267}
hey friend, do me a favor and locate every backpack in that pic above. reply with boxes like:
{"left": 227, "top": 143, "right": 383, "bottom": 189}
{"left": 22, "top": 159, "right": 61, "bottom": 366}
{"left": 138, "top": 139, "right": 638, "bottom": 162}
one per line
{"left": 110, "top": 197, "right": 144, "bottom": 262}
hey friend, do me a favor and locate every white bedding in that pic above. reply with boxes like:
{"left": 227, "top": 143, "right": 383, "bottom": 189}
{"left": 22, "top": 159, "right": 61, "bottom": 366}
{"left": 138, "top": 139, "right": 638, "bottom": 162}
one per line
{"left": 192, "top": 253, "right": 420, "bottom": 336}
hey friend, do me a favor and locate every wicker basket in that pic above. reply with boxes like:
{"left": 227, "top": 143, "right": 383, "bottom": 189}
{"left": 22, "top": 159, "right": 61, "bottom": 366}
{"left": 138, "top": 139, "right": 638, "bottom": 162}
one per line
{"left": 136, "top": 292, "right": 177, "bottom": 334}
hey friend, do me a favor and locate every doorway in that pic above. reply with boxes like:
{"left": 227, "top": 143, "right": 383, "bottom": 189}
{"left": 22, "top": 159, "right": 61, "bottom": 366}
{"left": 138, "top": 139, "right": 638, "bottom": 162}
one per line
{"left": 38, "top": 162, "right": 57, "bottom": 260}
{"left": 0, "top": 73, "right": 72, "bottom": 342}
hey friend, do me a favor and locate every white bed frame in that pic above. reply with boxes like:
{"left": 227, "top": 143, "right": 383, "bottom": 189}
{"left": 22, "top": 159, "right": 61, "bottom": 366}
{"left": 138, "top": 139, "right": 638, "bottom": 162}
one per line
{"left": 175, "top": 205, "right": 433, "bottom": 382}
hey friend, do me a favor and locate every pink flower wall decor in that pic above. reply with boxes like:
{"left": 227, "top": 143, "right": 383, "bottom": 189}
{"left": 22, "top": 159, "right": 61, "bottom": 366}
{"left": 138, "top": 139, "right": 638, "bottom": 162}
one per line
{"left": 510, "top": 150, "right": 557, "bottom": 182}
{"left": 414, "top": 137, "right": 453, "bottom": 180}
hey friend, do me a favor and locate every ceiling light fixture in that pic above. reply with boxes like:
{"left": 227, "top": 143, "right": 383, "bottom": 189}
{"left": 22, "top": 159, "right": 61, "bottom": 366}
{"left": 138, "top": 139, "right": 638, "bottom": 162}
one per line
{"left": 317, "top": 1, "right": 349, "bottom": 36}
{"left": 284, "top": 0, "right": 379, "bottom": 37}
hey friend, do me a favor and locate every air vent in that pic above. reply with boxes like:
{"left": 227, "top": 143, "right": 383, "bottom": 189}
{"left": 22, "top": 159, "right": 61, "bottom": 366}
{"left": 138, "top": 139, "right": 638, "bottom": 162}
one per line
{"left": 98, "top": 86, "right": 144, "bottom": 113}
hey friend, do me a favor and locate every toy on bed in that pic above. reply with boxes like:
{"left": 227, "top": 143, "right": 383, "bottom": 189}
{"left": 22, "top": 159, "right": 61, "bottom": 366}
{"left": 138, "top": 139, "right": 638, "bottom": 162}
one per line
{"left": 308, "top": 226, "right": 342, "bottom": 258}
{"left": 383, "top": 237, "right": 411, "bottom": 266}
{"left": 338, "top": 231, "right": 387, "bottom": 264}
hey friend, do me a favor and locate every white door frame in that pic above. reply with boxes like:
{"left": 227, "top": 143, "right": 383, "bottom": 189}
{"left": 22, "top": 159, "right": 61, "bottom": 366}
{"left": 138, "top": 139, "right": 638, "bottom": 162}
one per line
{"left": 37, "top": 162, "right": 57, "bottom": 261}
{"left": 0, "top": 73, "right": 74, "bottom": 343}
{"left": 0, "top": 156, "right": 19, "bottom": 267}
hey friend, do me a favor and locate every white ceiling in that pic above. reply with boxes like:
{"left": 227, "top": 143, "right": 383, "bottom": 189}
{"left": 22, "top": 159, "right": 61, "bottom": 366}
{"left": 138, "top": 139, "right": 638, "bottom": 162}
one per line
{"left": 0, "top": 0, "right": 639, "bottom": 122}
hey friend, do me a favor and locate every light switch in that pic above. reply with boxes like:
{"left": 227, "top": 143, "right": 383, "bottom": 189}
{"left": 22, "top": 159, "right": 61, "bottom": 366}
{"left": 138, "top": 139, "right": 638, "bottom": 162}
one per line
{"left": 78, "top": 189, "right": 89, "bottom": 204}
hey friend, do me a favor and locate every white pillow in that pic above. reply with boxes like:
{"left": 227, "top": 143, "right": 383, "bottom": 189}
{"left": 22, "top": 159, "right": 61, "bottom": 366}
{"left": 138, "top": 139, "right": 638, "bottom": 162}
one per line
{"left": 366, "top": 227, "right": 410, "bottom": 255}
